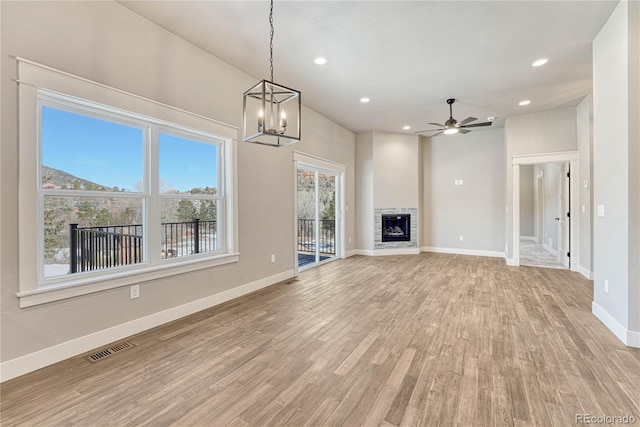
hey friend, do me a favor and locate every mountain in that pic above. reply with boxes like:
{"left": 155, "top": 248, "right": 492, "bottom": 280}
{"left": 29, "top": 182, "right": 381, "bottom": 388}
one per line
{"left": 41, "top": 165, "right": 115, "bottom": 191}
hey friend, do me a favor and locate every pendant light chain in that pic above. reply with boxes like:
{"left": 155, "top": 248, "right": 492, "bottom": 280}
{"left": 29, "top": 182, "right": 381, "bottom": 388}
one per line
{"left": 242, "top": 0, "right": 300, "bottom": 146}
{"left": 269, "top": 0, "right": 274, "bottom": 82}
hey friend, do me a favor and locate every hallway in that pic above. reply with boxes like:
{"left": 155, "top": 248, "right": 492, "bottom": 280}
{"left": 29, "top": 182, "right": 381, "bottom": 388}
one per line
{"left": 520, "top": 238, "right": 567, "bottom": 269}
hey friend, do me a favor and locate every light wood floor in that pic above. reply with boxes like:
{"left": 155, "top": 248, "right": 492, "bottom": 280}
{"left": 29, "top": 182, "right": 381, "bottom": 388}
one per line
{"left": 2, "top": 253, "right": 639, "bottom": 426}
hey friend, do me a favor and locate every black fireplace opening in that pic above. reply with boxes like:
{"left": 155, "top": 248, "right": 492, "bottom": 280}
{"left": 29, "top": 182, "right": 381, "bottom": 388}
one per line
{"left": 382, "top": 214, "right": 410, "bottom": 242}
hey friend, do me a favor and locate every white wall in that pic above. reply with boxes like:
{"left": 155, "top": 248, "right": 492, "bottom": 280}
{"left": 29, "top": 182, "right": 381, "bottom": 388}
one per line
{"left": 592, "top": 0, "right": 640, "bottom": 344}
{"left": 577, "top": 96, "right": 593, "bottom": 275}
{"left": 0, "top": 1, "right": 355, "bottom": 365}
{"left": 355, "top": 133, "right": 374, "bottom": 251}
{"left": 373, "top": 133, "right": 420, "bottom": 210}
{"left": 354, "top": 132, "right": 420, "bottom": 251}
{"left": 422, "top": 129, "right": 505, "bottom": 253}
{"left": 504, "top": 108, "right": 577, "bottom": 259}
{"left": 519, "top": 165, "right": 534, "bottom": 237}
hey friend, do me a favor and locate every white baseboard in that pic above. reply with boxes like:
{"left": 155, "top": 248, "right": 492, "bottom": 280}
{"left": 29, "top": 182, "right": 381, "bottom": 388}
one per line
{"left": 542, "top": 243, "right": 559, "bottom": 257}
{"left": 421, "top": 246, "right": 505, "bottom": 259}
{"left": 628, "top": 330, "right": 640, "bottom": 348}
{"left": 505, "top": 257, "right": 516, "bottom": 266}
{"left": 520, "top": 236, "right": 536, "bottom": 241}
{"left": 349, "top": 249, "right": 421, "bottom": 256}
{"left": 348, "top": 249, "right": 374, "bottom": 256}
{"left": 0, "top": 270, "right": 294, "bottom": 383}
{"left": 578, "top": 265, "right": 593, "bottom": 280}
{"left": 592, "top": 301, "right": 640, "bottom": 348}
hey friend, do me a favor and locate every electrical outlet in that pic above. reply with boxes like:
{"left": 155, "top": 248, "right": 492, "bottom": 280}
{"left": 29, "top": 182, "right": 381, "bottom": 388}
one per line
{"left": 459, "top": 235, "right": 464, "bottom": 242}
{"left": 455, "top": 180, "right": 459, "bottom": 186}
{"left": 581, "top": 205, "right": 585, "bottom": 213}
{"left": 130, "top": 285, "right": 140, "bottom": 299}
{"left": 459, "top": 179, "right": 463, "bottom": 185}
{"left": 605, "top": 280, "right": 609, "bottom": 293}
{"left": 271, "top": 254, "right": 276, "bottom": 263}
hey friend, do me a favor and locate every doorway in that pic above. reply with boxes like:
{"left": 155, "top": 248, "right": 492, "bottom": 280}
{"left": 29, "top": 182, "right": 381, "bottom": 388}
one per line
{"left": 512, "top": 151, "right": 580, "bottom": 271}
{"left": 518, "top": 162, "right": 570, "bottom": 269}
{"left": 294, "top": 153, "right": 345, "bottom": 272}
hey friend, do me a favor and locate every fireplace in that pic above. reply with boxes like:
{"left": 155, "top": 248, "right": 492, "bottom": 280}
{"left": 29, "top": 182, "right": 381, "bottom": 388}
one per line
{"left": 381, "top": 214, "right": 410, "bottom": 242}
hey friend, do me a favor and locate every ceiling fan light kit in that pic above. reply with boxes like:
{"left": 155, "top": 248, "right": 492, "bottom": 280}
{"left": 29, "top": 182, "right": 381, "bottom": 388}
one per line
{"left": 415, "top": 98, "right": 493, "bottom": 137}
{"left": 242, "top": 0, "right": 301, "bottom": 147}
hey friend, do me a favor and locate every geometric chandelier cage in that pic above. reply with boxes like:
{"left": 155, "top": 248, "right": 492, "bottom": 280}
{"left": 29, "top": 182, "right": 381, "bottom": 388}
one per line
{"left": 242, "top": 0, "right": 301, "bottom": 147}
{"left": 243, "top": 79, "right": 301, "bottom": 147}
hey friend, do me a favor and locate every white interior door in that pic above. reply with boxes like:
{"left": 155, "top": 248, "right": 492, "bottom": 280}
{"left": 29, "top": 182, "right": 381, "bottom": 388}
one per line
{"left": 558, "top": 162, "right": 570, "bottom": 268}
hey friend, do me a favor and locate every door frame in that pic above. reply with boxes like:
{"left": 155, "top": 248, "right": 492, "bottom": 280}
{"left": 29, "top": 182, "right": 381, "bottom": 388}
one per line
{"left": 293, "top": 151, "right": 346, "bottom": 276}
{"left": 512, "top": 151, "right": 579, "bottom": 271}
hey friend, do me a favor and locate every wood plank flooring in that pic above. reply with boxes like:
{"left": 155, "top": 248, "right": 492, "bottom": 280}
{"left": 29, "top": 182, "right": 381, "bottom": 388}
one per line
{"left": 2, "top": 253, "right": 639, "bottom": 426}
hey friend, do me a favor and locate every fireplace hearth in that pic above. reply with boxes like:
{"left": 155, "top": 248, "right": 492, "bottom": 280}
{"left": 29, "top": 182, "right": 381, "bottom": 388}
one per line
{"left": 381, "top": 214, "right": 410, "bottom": 242}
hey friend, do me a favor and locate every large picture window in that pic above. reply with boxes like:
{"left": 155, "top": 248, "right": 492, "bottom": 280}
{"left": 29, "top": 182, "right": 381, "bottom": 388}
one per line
{"left": 41, "top": 103, "right": 147, "bottom": 278}
{"left": 17, "top": 58, "right": 238, "bottom": 307}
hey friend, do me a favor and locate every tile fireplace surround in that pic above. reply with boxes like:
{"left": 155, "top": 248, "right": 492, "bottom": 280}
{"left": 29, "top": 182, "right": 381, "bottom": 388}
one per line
{"left": 374, "top": 208, "right": 418, "bottom": 250}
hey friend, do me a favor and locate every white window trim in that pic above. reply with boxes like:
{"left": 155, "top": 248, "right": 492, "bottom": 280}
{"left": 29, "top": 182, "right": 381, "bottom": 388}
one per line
{"left": 17, "top": 58, "right": 239, "bottom": 308}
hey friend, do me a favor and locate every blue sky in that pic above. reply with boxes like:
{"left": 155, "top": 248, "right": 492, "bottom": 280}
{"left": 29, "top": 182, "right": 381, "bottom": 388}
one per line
{"left": 42, "top": 106, "right": 217, "bottom": 192}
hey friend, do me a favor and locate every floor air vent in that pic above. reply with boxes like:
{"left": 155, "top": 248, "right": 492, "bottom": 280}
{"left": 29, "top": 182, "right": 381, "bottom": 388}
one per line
{"left": 86, "top": 341, "right": 135, "bottom": 363}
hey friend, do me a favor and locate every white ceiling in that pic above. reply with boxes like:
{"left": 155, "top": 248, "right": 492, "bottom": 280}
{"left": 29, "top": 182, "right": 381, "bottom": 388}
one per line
{"left": 118, "top": 0, "right": 617, "bottom": 135}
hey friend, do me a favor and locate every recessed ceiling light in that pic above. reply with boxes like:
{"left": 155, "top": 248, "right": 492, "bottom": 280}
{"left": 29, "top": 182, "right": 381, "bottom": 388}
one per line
{"left": 403, "top": 125, "right": 411, "bottom": 130}
{"left": 531, "top": 58, "right": 548, "bottom": 67}
{"left": 360, "top": 97, "right": 370, "bottom": 103}
{"left": 314, "top": 57, "right": 327, "bottom": 65}
{"left": 519, "top": 100, "right": 531, "bottom": 106}
{"left": 487, "top": 116, "right": 495, "bottom": 121}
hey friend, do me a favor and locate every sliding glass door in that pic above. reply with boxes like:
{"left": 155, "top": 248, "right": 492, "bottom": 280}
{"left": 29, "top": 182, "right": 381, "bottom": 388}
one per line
{"left": 297, "top": 166, "right": 338, "bottom": 269}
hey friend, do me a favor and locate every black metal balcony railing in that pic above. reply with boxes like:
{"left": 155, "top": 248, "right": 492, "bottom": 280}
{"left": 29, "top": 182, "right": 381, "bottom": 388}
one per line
{"left": 297, "top": 219, "right": 335, "bottom": 255}
{"left": 69, "top": 219, "right": 216, "bottom": 273}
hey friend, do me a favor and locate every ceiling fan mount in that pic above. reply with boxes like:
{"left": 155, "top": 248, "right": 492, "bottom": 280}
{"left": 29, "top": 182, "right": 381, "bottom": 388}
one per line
{"left": 416, "top": 98, "right": 493, "bottom": 137}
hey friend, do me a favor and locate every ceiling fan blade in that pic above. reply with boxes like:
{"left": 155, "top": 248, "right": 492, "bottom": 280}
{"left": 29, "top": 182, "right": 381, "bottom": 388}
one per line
{"left": 458, "top": 128, "right": 471, "bottom": 134}
{"left": 414, "top": 128, "right": 444, "bottom": 134}
{"left": 458, "top": 117, "right": 477, "bottom": 126}
{"left": 460, "top": 121, "right": 492, "bottom": 128}
{"left": 429, "top": 131, "right": 443, "bottom": 137}
{"left": 429, "top": 122, "right": 445, "bottom": 127}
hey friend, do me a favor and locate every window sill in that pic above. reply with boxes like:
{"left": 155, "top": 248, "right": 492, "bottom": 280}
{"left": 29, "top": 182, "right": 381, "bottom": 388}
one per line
{"left": 17, "top": 253, "right": 240, "bottom": 308}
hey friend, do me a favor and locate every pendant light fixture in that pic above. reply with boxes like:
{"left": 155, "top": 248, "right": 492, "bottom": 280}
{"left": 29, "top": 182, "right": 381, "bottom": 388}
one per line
{"left": 242, "top": 0, "right": 301, "bottom": 147}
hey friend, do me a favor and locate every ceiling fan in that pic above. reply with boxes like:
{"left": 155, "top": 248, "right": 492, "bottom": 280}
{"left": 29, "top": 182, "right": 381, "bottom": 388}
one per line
{"left": 415, "top": 98, "right": 493, "bottom": 136}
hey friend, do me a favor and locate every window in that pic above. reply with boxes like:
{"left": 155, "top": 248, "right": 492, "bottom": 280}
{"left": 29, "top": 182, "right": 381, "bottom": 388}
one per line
{"left": 18, "top": 58, "right": 238, "bottom": 307}
{"left": 41, "top": 103, "right": 147, "bottom": 278}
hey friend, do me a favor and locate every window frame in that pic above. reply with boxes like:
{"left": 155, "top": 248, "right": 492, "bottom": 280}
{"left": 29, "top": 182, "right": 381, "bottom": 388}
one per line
{"left": 17, "top": 58, "right": 239, "bottom": 308}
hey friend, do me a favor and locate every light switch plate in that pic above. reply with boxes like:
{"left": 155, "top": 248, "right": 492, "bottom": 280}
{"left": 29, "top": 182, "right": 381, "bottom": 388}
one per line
{"left": 597, "top": 205, "right": 605, "bottom": 217}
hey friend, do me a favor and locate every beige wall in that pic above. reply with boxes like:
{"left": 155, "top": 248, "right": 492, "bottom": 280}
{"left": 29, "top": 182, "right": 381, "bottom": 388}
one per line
{"left": 0, "top": 1, "right": 355, "bottom": 362}
{"left": 422, "top": 129, "right": 505, "bottom": 253}
{"left": 592, "top": 0, "right": 640, "bottom": 339}
{"left": 504, "top": 108, "right": 578, "bottom": 259}
{"left": 519, "top": 165, "right": 535, "bottom": 237}
{"left": 372, "top": 133, "right": 420, "bottom": 210}
{"left": 354, "top": 131, "right": 420, "bottom": 251}
{"left": 577, "top": 96, "right": 593, "bottom": 274}
{"left": 355, "top": 132, "right": 374, "bottom": 251}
